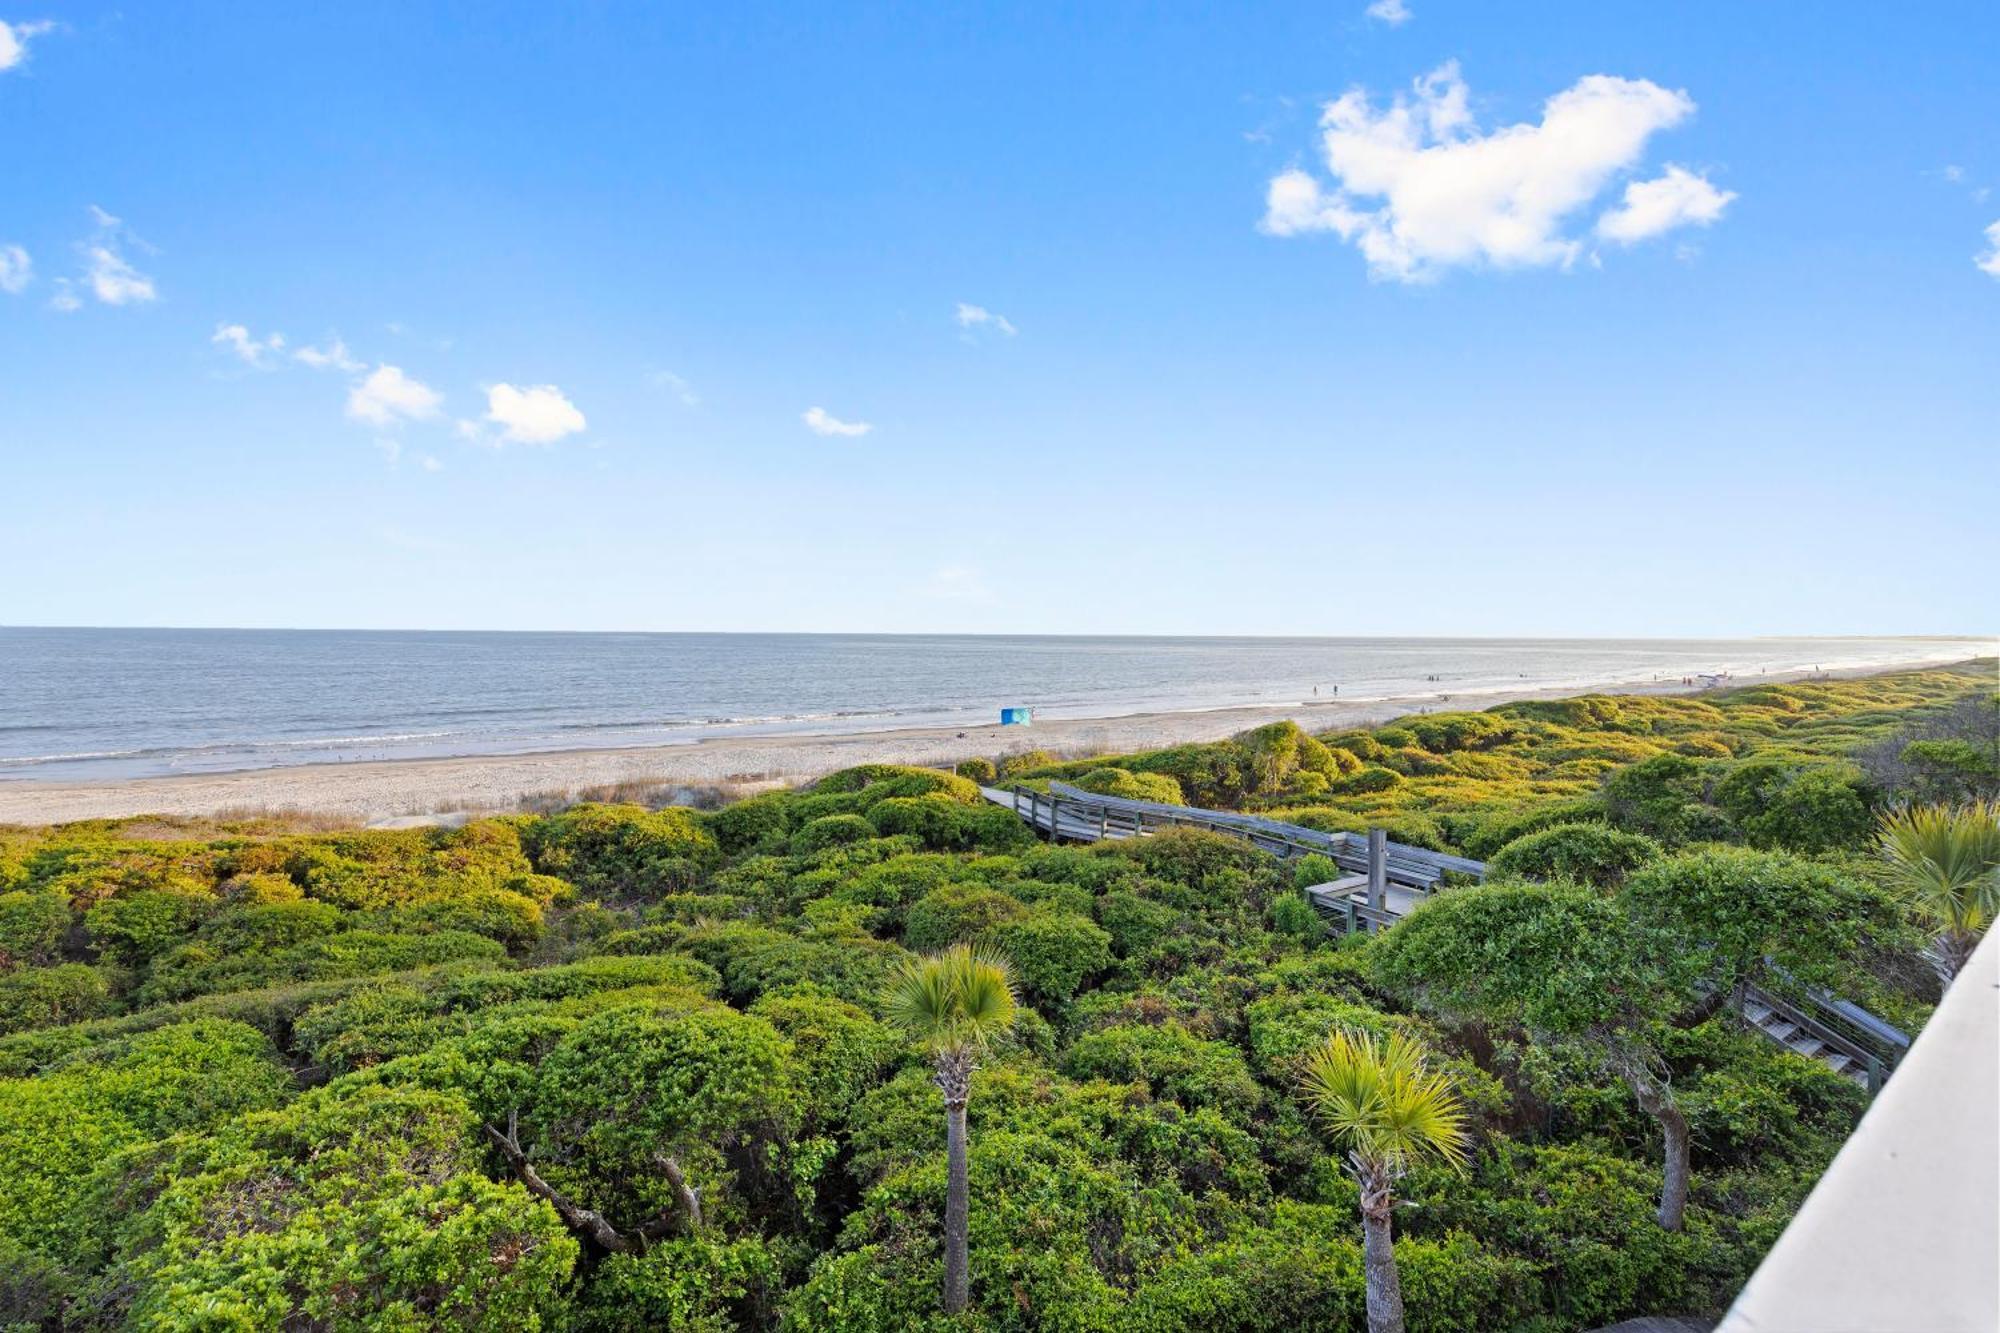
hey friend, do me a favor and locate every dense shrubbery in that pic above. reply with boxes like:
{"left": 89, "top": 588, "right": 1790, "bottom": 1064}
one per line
{"left": 0, "top": 667, "right": 1983, "bottom": 1329}
{"left": 1489, "top": 821, "right": 1662, "bottom": 887}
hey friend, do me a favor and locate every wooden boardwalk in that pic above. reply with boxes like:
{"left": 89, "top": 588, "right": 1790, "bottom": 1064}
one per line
{"left": 982, "top": 780, "right": 1911, "bottom": 1088}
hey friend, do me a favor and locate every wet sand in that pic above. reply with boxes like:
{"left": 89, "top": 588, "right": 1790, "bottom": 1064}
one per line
{"left": 0, "top": 656, "right": 1982, "bottom": 827}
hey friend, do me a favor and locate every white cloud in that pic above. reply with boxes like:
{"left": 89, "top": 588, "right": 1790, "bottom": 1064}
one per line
{"left": 0, "top": 244, "right": 28, "bottom": 294}
{"left": 61, "top": 206, "right": 158, "bottom": 305}
{"left": 84, "top": 245, "right": 155, "bottom": 304}
{"left": 347, "top": 364, "right": 443, "bottom": 427}
{"left": 294, "top": 335, "right": 364, "bottom": 373}
{"left": 802, "top": 406, "right": 871, "bottom": 438}
{"left": 1596, "top": 164, "right": 1734, "bottom": 243}
{"left": 211, "top": 322, "right": 286, "bottom": 367}
{"left": 1942, "top": 164, "right": 1965, "bottom": 183}
{"left": 1262, "top": 61, "right": 1717, "bottom": 281}
{"left": 484, "top": 382, "right": 587, "bottom": 445}
{"left": 955, "top": 302, "right": 1018, "bottom": 336}
{"left": 0, "top": 19, "right": 55, "bottom": 72}
{"left": 1365, "top": 0, "right": 1412, "bottom": 26}
{"left": 1978, "top": 221, "right": 2000, "bottom": 279}
{"left": 47, "top": 279, "right": 79, "bottom": 312}
{"left": 650, "top": 369, "right": 699, "bottom": 405}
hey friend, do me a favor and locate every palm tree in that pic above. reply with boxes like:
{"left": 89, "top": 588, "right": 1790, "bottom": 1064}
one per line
{"left": 1298, "top": 1028, "right": 1469, "bottom": 1333}
{"left": 882, "top": 944, "right": 1019, "bottom": 1316}
{"left": 1878, "top": 800, "right": 2000, "bottom": 986}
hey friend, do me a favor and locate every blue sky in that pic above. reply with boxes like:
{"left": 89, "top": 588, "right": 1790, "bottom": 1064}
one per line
{"left": 1, "top": 2, "right": 1995, "bottom": 636}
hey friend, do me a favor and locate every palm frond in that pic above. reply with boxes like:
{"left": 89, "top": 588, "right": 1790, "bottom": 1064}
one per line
{"left": 1299, "top": 1027, "right": 1470, "bottom": 1176}
{"left": 882, "top": 944, "right": 1019, "bottom": 1054}
{"left": 1879, "top": 801, "right": 2000, "bottom": 934}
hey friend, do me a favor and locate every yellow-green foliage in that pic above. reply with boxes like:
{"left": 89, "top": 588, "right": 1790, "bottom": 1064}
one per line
{"left": 0, "top": 665, "right": 1979, "bottom": 1332}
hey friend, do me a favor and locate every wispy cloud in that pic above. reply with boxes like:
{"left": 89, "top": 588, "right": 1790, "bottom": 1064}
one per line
{"left": 1977, "top": 221, "right": 2000, "bottom": 279}
{"left": 802, "top": 406, "right": 872, "bottom": 438}
{"left": 211, "top": 323, "right": 287, "bottom": 368}
{"left": 650, "top": 369, "right": 699, "bottom": 405}
{"left": 347, "top": 365, "right": 443, "bottom": 427}
{"left": 955, "top": 302, "right": 1017, "bottom": 337}
{"left": 1262, "top": 62, "right": 1727, "bottom": 281}
{"left": 294, "top": 335, "right": 364, "bottom": 373}
{"left": 0, "top": 19, "right": 55, "bottom": 73}
{"left": 1364, "top": 0, "right": 1412, "bottom": 26}
{"left": 50, "top": 206, "right": 159, "bottom": 308}
{"left": 483, "top": 383, "right": 587, "bottom": 445}
{"left": 0, "top": 244, "right": 29, "bottom": 294}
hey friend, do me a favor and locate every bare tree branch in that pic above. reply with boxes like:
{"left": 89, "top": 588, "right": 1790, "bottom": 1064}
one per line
{"left": 484, "top": 1117, "right": 637, "bottom": 1254}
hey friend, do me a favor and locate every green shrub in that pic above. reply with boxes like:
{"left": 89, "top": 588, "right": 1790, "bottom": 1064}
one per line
{"left": 1620, "top": 847, "right": 1880, "bottom": 995}
{"left": 1290, "top": 853, "right": 1338, "bottom": 891}
{"left": 864, "top": 796, "right": 1034, "bottom": 853}
{"left": 524, "top": 803, "right": 720, "bottom": 897}
{"left": 84, "top": 889, "right": 209, "bottom": 968}
{"left": 954, "top": 757, "right": 999, "bottom": 783}
{"left": 576, "top": 1236, "right": 781, "bottom": 1332}
{"left": 0, "top": 1018, "right": 290, "bottom": 1267}
{"left": 997, "top": 749, "right": 1055, "bottom": 778}
{"left": 1330, "top": 765, "right": 1402, "bottom": 795}
{"left": 705, "top": 793, "right": 795, "bottom": 856}
{"left": 1094, "top": 890, "right": 1181, "bottom": 958}
{"left": 104, "top": 1084, "right": 578, "bottom": 1329}
{"left": 528, "top": 1005, "right": 799, "bottom": 1225}
{"left": 1459, "top": 800, "right": 1605, "bottom": 859}
{"left": 0, "top": 893, "right": 69, "bottom": 971}
{"left": 1061, "top": 1022, "right": 1263, "bottom": 1122}
{"left": 749, "top": 991, "right": 900, "bottom": 1121}
{"left": 792, "top": 814, "right": 878, "bottom": 855}
{"left": 0, "top": 965, "right": 114, "bottom": 1036}
{"left": 1071, "top": 766, "right": 1185, "bottom": 805}
{"left": 1603, "top": 753, "right": 1714, "bottom": 844}
{"left": 1713, "top": 761, "right": 1872, "bottom": 854}
{"left": 383, "top": 886, "right": 545, "bottom": 950}
{"left": 1489, "top": 822, "right": 1662, "bottom": 888}
{"left": 983, "top": 911, "right": 1113, "bottom": 1007}
{"left": 814, "top": 765, "right": 978, "bottom": 802}
{"left": 1269, "top": 892, "right": 1324, "bottom": 940}
{"left": 903, "top": 883, "right": 1028, "bottom": 952}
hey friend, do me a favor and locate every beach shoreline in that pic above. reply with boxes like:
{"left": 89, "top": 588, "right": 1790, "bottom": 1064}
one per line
{"left": 0, "top": 654, "right": 1985, "bottom": 827}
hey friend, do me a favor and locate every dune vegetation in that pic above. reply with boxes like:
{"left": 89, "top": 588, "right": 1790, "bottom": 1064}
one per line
{"left": 0, "top": 663, "right": 1992, "bottom": 1331}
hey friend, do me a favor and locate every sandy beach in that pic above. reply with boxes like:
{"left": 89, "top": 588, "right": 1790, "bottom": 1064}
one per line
{"left": 1, "top": 655, "right": 1983, "bottom": 827}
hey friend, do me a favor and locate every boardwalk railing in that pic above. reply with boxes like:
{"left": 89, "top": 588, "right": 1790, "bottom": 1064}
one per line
{"left": 982, "top": 779, "right": 1912, "bottom": 1089}
{"left": 988, "top": 782, "right": 1483, "bottom": 889}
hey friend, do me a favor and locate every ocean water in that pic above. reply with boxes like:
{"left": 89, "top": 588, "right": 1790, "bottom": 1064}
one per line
{"left": 0, "top": 628, "right": 1977, "bottom": 782}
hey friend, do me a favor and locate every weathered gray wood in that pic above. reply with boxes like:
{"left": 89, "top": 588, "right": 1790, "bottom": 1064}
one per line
{"left": 1367, "top": 828, "right": 1387, "bottom": 930}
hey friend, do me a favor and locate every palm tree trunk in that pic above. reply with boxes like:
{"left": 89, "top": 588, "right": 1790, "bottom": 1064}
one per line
{"left": 1358, "top": 1173, "right": 1406, "bottom": 1333}
{"left": 1929, "top": 928, "right": 1977, "bottom": 989}
{"left": 944, "top": 1096, "right": 970, "bottom": 1314}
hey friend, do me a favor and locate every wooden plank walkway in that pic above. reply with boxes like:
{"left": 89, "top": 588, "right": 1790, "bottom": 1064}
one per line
{"left": 981, "top": 782, "right": 1482, "bottom": 889}
{"left": 980, "top": 779, "right": 1910, "bottom": 1089}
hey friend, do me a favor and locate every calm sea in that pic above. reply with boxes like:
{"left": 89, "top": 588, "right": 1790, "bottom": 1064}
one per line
{"left": 0, "top": 629, "right": 1977, "bottom": 782}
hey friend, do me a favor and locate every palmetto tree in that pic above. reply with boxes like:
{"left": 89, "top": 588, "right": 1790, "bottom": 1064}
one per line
{"left": 1298, "top": 1028, "right": 1469, "bottom": 1333}
{"left": 882, "top": 944, "right": 1019, "bottom": 1316}
{"left": 1878, "top": 800, "right": 2000, "bottom": 986}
